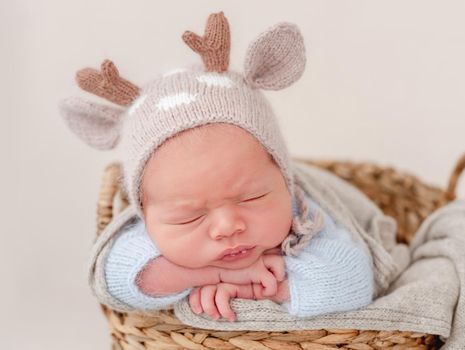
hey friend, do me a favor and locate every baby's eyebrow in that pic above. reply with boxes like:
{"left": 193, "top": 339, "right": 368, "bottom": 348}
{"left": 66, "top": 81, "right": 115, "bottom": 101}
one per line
{"left": 164, "top": 200, "right": 205, "bottom": 212}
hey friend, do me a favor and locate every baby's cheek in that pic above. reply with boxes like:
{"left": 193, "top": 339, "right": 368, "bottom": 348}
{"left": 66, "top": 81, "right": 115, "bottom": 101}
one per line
{"left": 153, "top": 230, "right": 208, "bottom": 268}
{"left": 269, "top": 217, "right": 292, "bottom": 242}
{"left": 259, "top": 205, "right": 293, "bottom": 243}
{"left": 145, "top": 227, "right": 177, "bottom": 257}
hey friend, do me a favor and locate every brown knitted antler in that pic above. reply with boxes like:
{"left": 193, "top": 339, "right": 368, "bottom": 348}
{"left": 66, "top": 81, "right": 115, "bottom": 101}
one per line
{"left": 76, "top": 60, "right": 140, "bottom": 106}
{"left": 182, "top": 11, "right": 230, "bottom": 72}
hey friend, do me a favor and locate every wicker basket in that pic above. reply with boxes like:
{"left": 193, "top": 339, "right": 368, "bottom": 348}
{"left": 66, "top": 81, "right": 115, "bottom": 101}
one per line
{"left": 95, "top": 155, "right": 465, "bottom": 350}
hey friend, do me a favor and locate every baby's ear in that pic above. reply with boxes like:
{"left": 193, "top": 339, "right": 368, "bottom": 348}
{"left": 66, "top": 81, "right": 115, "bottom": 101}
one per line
{"left": 59, "top": 96, "right": 125, "bottom": 150}
{"left": 244, "top": 22, "right": 306, "bottom": 90}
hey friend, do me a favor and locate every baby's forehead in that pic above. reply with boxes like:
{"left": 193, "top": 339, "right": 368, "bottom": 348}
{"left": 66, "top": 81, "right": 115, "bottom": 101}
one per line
{"left": 152, "top": 123, "right": 272, "bottom": 161}
{"left": 140, "top": 123, "right": 276, "bottom": 205}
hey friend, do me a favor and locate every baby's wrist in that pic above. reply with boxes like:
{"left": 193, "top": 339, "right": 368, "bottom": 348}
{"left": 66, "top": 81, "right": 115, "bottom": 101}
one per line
{"left": 193, "top": 265, "right": 222, "bottom": 286}
{"left": 217, "top": 267, "right": 243, "bottom": 284}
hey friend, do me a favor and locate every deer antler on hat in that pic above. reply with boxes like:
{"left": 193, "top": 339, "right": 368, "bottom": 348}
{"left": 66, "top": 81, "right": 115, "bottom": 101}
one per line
{"left": 76, "top": 59, "right": 140, "bottom": 106}
{"left": 182, "top": 11, "right": 231, "bottom": 72}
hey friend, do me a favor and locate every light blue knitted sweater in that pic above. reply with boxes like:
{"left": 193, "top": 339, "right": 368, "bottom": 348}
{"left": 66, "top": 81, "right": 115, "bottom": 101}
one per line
{"left": 105, "top": 193, "right": 374, "bottom": 317}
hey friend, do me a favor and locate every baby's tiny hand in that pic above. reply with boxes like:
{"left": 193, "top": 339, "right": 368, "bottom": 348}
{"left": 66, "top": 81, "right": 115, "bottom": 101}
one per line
{"left": 219, "top": 254, "right": 285, "bottom": 297}
{"left": 188, "top": 283, "right": 255, "bottom": 322}
{"left": 251, "top": 279, "right": 290, "bottom": 304}
{"left": 261, "top": 254, "right": 286, "bottom": 282}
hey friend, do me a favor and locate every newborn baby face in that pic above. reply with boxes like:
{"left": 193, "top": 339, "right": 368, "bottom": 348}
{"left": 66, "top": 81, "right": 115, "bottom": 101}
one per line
{"left": 140, "top": 123, "right": 293, "bottom": 270}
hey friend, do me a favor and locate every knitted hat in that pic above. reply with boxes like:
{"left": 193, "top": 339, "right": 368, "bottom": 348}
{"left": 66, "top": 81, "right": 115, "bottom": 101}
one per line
{"left": 59, "top": 12, "right": 307, "bottom": 220}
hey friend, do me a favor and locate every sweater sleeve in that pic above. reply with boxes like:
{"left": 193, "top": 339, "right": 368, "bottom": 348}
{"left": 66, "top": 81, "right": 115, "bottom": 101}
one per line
{"left": 281, "top": 225, "right": 374, "bottom": 317}
{"left": 105, "top": 220, "right": 192, "bottom": 310}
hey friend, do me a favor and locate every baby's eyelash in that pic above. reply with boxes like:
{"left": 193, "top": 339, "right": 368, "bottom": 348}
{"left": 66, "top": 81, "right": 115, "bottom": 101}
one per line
{"left": 242, "top": 193, "right": 268, "bottom": 202}
{"left": 176, "top": 215, "right": 205, "bottom": 225}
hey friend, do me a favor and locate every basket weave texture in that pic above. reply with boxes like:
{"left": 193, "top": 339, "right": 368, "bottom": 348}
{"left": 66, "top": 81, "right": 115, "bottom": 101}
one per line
{"left": 95, "top": 156, "right": 465, "bottom": 350}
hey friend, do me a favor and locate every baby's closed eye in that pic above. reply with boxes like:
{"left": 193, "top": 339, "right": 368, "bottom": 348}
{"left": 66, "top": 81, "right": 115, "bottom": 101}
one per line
{"left": 241, "top": 193, "right": 269, "bottom": 202}
{"left": 171, "top": 215, "right": 206, "bottom": 225}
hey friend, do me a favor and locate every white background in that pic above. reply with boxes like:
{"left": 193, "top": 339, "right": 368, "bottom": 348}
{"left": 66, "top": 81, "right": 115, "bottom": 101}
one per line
{"left": 2, "top": 1, "right": 464, "bottom": 349}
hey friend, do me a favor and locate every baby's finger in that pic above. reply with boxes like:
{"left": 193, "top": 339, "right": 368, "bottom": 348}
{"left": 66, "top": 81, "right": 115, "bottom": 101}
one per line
{"left": 263, "top": 255, "right": 286, "bottom": 282}
{"left": 215, "top": 286, "right": 236, "bottom": 322}
{"left": 263, "top": 247, "right": 282, "bottom": 255}
{"left": 235, "top": 283, "right": 255, "bottom": 299}
{"left": 189, "top": 287, "right": 202, "bottom": 314}
{"left": 252, "top": 283, "right": 265, "bottom": 300}
{"left": 200, "top": 285, "right": 220, "bottom": 320}
{"left": 260, "top": 270, "right": 278, "bottom": 296}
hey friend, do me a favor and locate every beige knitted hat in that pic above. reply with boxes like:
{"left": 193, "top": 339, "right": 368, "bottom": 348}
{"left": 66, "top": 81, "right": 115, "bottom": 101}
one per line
{"left": 59, "top": 12, "right": 307, "bottom": 219}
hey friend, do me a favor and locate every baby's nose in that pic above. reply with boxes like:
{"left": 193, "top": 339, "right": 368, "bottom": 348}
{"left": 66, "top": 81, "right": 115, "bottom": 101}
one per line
{"left": 208, "top": 205, "right": 246, "bottom": 240}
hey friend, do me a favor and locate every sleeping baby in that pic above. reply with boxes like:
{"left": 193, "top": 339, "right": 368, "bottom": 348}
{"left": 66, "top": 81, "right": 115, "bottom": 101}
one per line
{"left": 104, "top": 122, "right": 374, "bottom": 321}
{"left": 60, "top": 12, "right": 376, "bottom": 322}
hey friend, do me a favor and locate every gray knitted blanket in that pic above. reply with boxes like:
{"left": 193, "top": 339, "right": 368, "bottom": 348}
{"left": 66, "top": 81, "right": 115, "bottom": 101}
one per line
{"left": 88, "top": 161, "right": 465, "bottom": 348}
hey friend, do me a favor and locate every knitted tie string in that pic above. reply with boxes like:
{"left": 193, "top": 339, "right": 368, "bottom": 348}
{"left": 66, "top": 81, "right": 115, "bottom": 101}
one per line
{"left": 281, "top": 185, "right": 325, "bottom": 257}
